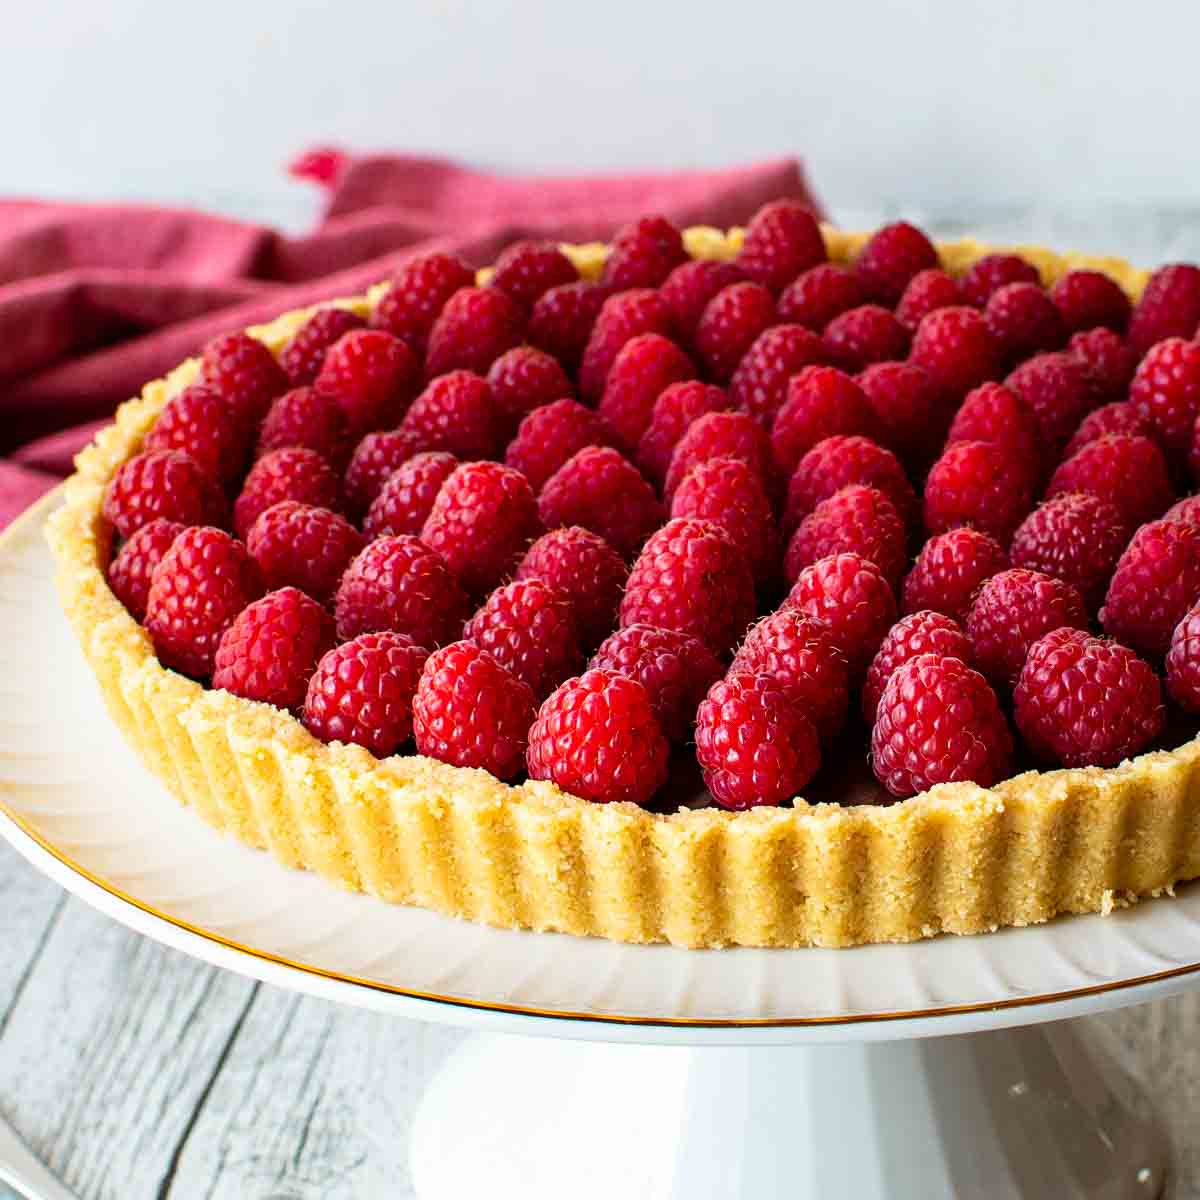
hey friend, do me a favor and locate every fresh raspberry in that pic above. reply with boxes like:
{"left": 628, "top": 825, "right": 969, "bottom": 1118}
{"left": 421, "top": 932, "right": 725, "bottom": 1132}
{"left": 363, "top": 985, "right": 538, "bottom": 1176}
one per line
{"left": 693, "top": 281, "right": 776, "bottom": 382}
{"left": 984, "top": 282, "right": 1066, "bottom": 364}
{"left": 516, "top": 527, "right": 626, "bottom": 650}
{"left": 145, "top": 384, "right": 249, "bottom": 485}
{"left": 363, "top": 451, "right": 458, "bottom": 539}
{"left": 635, "top": 380, "right": 728, "bottom": 486}
{"left": 660, "top": 259, "right": 746, "bottom": 340}
{"left": 279, "top": 307, "right": 366, "bottom": 386}
{"left": 736, "top": 199, "right": 826, "bottom": 292}
{"left": 424, "top": 286, "right": 524, "bottom": 380}
{"left": 857, "top": 362, "right": 946, "bottom": 466}
{"left": 1130, "top": 337, "right": 1200, "bottom": 457}
{"left": 663, "top": 410, "right": 775, "bottom": 505}
{"left": 232, "top": 447, "right": 340, "bottom": 540}
{"left": 853, "top": 221, "right": 938, "bottom": 304}
{"left": 256, "top": 386, "right": 348, "bottom": 466}
{"left": 1062, "top": 400, "right": 1149, "bottom": 458}
{"left": 528, "top": 280, "right": 612, "bottom": 371}
{"left": 922, "top": 440, "right": 1036, "bottom": 545}
{"left": 488, "top": 240, "right": 578, "bottom": 312}
{"left": 199, "top": 331, "right": 287, "bottom": 426}
{"left": 1050, "top": 270, "right": 1132, "bottom": 334}
{"left": 144, "top": 527, "right": 265, "bottom": 678}
{"left": 504, "top": 398, "right": 616, "bottom": 492}
{"left": 960, "top": 253, "right": 1040, "bottom": 307}
{"left": 946, "top": 381, "right": 1041, "bottom": 469}
{"left": 822, "top": 305, "right": 909, "bottom": 372}
{"left": 862, "top": 610, "right": 972, "bottom": 723}
{"left": 485, "top": 345, "right": 573, "bottom": 437}
{"left": 1005, "top": 352, "right": 1099, "bottom": 453}
{"left": 212, "top": 587, "right": 335, "bottom": 712}
{"left": 786, "top": 484, "right": 906, "bottom": 588}
{"left": 526, "top": 669, "right": 669, "bottom": 804}
{"left": 578, "top": 288, "right": 673, "bottom": 402}
{"left": 1047, "top": 434, "right": 1173, "bottom": 528}
{"left": 464, "top": 578, "right": 583, "bottom": 700}
{"left": 107, "top": 518, "right": 185, "bottom": 621}
{"left": 538, "top": 446, "right": 662, "bottom": 560}
{"left": 902, "top": 527, "right": 1009, "bottom": 621}
{"left": 600, "top": 215, "right": 688, "bottom": 290}
{"left": 871, "top": 653, "right": 1012, "bottom": 798}
{"left": 1128, "top": 264, "right": 1200, "bottom": 357}
{"left": 728, "top": 323, "right": 825, "bottom": 427}
{"left": 1163, "top": 494, "right": 1200, "bottom": 530}
{"left": 895, "top": 269, "right": 964, "bottom": 332}
{"left": 414, "top": 642, "right": 536, "bottom": 780}
{"left": 246, "top": 500, "right": 365, "bottom": 605}
{"left": 784, "top": 552, "right": 897, "bottom": 679}
{"left": 420, "top": 461, "right": 542, "bottom": 596}
{"left": 1101, "top": 519, "right": 1200, "bottom": 656}
{"left": 372, "top": 251, "right": 474, "bottom": 356}
{"left": 783, "top": 435, "right": 915, "bottom": 533}
{"left": 314, "top": 328, "right": 419, "bottom": 435}
{"left": 589, "top": 623, "right": 722, "bottom": 743}
{"left": 1166, "top": 602, "right": 1200, "bottom": 712}
{"left": 334, "top": 534, "right": 467, "bottom": 648}
{"left": 965, "top": 568, "right": 1088, "bottom": 686}
{"left": 342, "top": 430, "right": 422, "bottom": 517}
{"left": 303, "top": 631, "right": 430, "bottom": 756}
{"left": 696, "top": 672, "right": 821, "bottom": 809}
{"left": 399, "top": 370, "right": 500, "bottom": 460}
{"left": 770, "top": 367, "right": 880, "bottom": 478}
{"left": 776, "top": 263, "right": 868, "bottom": 331}
{"left": 910, "top": 306, "right": 1001, "bottom": 401}
{"left": 1067, "top": 328, "right": 1139, "bottom": 404}
{"left": 620, "top": 517, "right": 755, "bottom": 656}
{"left": 1015, "top": 629, "right": 1164, "bottom": 767}
{"left": 103, "top": 449, "right": 227, "bottom": 539}
{"left": 598, "top": 333, "right": 695, "bottom": 450}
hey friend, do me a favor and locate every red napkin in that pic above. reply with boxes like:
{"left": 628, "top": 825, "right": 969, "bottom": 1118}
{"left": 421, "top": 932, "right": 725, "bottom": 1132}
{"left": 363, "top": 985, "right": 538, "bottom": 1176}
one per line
{"left": 0, "top": 150, "right": 823, "bottom": 527}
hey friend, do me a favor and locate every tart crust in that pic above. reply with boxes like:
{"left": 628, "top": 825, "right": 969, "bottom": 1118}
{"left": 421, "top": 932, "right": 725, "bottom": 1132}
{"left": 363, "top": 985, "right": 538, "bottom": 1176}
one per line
{"left": 45, "top": 227, "right": 1200, "bottom": 948}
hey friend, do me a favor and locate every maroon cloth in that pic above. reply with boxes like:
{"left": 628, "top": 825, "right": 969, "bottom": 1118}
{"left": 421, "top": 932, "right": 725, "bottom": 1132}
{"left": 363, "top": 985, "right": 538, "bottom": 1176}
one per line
{"left": 0, "top": 151, "right": 822, "bottom": 526}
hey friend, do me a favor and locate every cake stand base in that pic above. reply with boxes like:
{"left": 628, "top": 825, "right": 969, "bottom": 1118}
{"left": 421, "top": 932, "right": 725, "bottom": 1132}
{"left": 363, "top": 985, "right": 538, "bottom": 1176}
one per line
{"left": 409, "top": 1019, "right": 1168, "bottom": 1199}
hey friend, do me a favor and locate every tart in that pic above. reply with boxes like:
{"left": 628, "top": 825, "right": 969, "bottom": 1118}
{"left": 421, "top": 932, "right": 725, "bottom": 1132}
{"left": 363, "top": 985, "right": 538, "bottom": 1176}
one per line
{"left": 45, "top": 211, "right": 1200, "bottom": 948}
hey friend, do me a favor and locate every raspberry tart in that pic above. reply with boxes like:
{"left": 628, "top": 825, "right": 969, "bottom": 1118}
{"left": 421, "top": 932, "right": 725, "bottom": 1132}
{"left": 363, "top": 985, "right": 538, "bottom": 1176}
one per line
{"left": 46, "top": 213, "right": 1200, "bottom": 948}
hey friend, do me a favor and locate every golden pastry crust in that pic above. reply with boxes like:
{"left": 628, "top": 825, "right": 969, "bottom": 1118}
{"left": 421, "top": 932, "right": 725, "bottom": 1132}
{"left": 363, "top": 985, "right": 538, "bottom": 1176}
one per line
{"left": 44, "top": 227, "right": 1200, "bottom": 948}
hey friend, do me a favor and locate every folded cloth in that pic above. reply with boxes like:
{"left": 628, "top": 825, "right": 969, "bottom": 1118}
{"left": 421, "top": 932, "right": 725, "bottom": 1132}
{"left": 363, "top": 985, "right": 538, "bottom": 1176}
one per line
{"left": 0, "top": 151, "right": 823, "bottom": 527}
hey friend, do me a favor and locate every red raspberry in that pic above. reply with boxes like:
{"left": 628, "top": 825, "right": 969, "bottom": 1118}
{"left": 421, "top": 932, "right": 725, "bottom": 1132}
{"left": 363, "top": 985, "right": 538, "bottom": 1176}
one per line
{"left": 257, "top": 386, "right": 348, "bottom": 467}
{"left": 966, "top": 568, "right": 1088, "bottom": 686}
{"left": 771, "top": 367, "right": 880, "bottom": 478}
{"left": 960, "top": 253, "right": 1040, "bottom": 307}
{"left": 1050, "top": 270, "right": 1132, "bottom": 334}
{"left": 776, "top": 263, "right": 867, "bottom": 331}
{"left": 145, "top": 526, "right": 265, "bottom": 678}
{"left": 693, "top": 281, "right": 776, "bottom": 382}
{"left": 399, "top": 370, "right": 501, "bottom": 460}
{"left": 103, "top": 449, "right": 227, "bottom": 539}
{"left": 526, "top": 669, "right": 669, "bottom": 804}
{"left": 212, "top": 587, "right": 335, "bottom": 712}
{"left": 528, "top": 280, "right": 611, "bottom": 371}
{"left": 1015, "top": 629, "right": 1164, "bottom": 767}
{"left": 246, "top": 500, "right": 365, "bottom": 605}
{"left": 635, "top": 380, "right": 728, "bottom": 486}
{"left": 589, "top": 623, "right": 722, "bottom": 743}
{"left": 862, "top": 610, "right": 972, "bottom": 722}
{"left": 736, "top": 199, "right": 826, "bottom": 292}
{"left": 696, "top": 672, "right": 821, "bottom": 809}
{"left": 1101, "top": 519, "right": 1200, "bottom": 656}
{"left": 731, "top": 609, "right": 849, "bottom": 739}
{"left": 505, "top": 398, "right": 616, "bottom": 492}
{"left": 199, "top": 331, "right": 287, "bottom": 426}
{"left": 465, "top": 577, "right": 583, "bottom": 700}
{"left": 1063, "top": 400, "right": 1149, "bottom": 458}
{"left": 303, "top": 631, "right": 430, "bottom": 756}
{"left": 984, "top": 282, "right": 1066, "bottom": 364}
{"left": 786, "top": 484, "right": 906, "bottom": 588}
{"left": 578, "top": 288, "right": 673, "bottom": 402}
{"left": 664, "top": 410, "right": 775, "bottom": 505}
{"left": 1167, "top": 601, "right": 1200, "bottom": 712}
{"left": 1047, "top": 434, "right": 1173, "bottom": 529}
{"left": 858, "top": 361, "right": 946, "bottom": 466}
{"left": 486, "top": 345, "right": 573, "bottom": 437}
{"left": 1128, "top": 264, "right": 1200, "bottom": 357}
{"left": 232, "top": 447, "right": 340, "bottom": 539}
{"left": 946, "top": 381, "right": 1041, "bottom": 469}
{"left": 784, "top": 435, "right": 915, "bottom": 533}
{"left": 1067, "top": 328, "right": 1139, "bottom": 403}
{"left": 784, "top": 552, "right": 897, "bottom": 679}
{"left": 342, "top": 430, "right": 422, "bottom": 517}
{"left": 414, "top": 642, "right": 536, "bottom": 780}
{"left": 488, "top": 240, "right": 578, "bottom": 312}
{"left": 822, "top": 304, "right": 909, "bottom": 372}
{"left": 334, "top": 534, "right": 467, "bottom": 648}
{"left": 372, "top": 252, "right": 474, "bottom": 355}
{"left": 424, "top": 286, "right": 524, "bottom": 380}
{"left": 910, "top": 306, "right": 1001, "bottom": 401}
{"left": 902, "top": 527, "right": 1009, "bottom": 621}
{"left": 660, "top": 259, "right": 746, "bottom": 340}
{"left": 1130, "top": 337, "right": 1200, "bottom": 457}
{"left": 620, "top": 517, "right": 755, "bottom": 656}
{"left": 600, "top": 215, "right": 688, "bottom": 290}
{"left": 895, "top": 269, "right": 964, "bottom": 332}
{"left": 1005, "top": 352, "right": 1099, "bottom": 452}
{"left": 854, "top": 221, "right": 938, "bottom": 304}
{"left": 314, "top": 329, "right": 418, "bottom": 435}
{"left": 107, "top": 518, "right": 185, "bottom": 621}
{"left": 420, "top": 461, "right": 542, "bottom": 596}
{"left": 922, "top": 440, "right": 1036, "bottom": 545}
{"left": 363, "top": 451, "right": 458, "bottom": 539}
{"left": 1164, "top": 495, "right": 1200, "bottom": 530}
{"left": 871, "top": 653, "right": 1012, "bottom": 798}
{"left": 145, "top": 384, "right": 249, "bottom": 485}
{"left": 728, "top": 324, "right": 825, "bottom": 427}
{"left": 279, "top": 307, "right": 366, "bottom": 386}
{"left": 598, "top": 333, "right": 696, "bottom": 450}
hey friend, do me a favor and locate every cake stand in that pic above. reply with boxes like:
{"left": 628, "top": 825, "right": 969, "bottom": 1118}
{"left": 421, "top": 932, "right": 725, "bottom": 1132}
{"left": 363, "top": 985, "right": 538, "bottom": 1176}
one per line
{"left": 0, "top": 494, "right": 1192, "bottom": 1198}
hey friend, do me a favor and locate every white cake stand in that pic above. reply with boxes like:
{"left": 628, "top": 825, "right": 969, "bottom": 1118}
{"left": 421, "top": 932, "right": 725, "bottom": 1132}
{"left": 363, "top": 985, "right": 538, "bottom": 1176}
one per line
{"left": 0, "top": 495, "right": 1192, "bottom": 1198}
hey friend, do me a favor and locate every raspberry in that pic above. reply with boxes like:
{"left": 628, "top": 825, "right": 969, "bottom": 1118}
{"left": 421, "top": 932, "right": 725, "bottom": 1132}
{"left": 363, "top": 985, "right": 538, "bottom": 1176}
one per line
{"left": 731, "top": 609, "right": 849, "bottom": 739}
{"left": 910, "top": 307, "right": 1001, "bottom": 401}
{"left": 1005, "top": 352, "right": 1099, "bottom": 453}
{"left": 145, "top": 526, "right": 265, "bottom": 678}
{"left": 145, "top": 384, "right": 249, "bottom": 485}
{"left": 589, "top": 623, "right": 722, "bottom": 743}
{"left": 303, "top": 631, "right": 430, "bottom": 756}
{"left": 212, "top": 587, "right": 336, "bottom": 712}
{"left": 246, "top": 500, "right": 365, "bottom": 604}
{"left": 279, "top": 307, "right": 366, "bottom": 386}
{"left": 538, "top": 446, "right": 662, "bottom": 560}
{"left": 486, "top": 345, "right": 573, "bottom": 437}
{"left": 1067, "top": 328, "right": 1139, "bottom": 404}
{"left": 693, "top": 281, "right": 776, "bottom": 382}
{"left": 1062, "top": 400, "right": 1149, "bottom": 458}
{"left": 619, "top": 517, "right": 755, "bottom": 656}
{"left": 578, "top": 288, "right": 673, "bottom": 402}
{"left": 598, "top": 333, "right": 695, "bottom": 449}
{"left": 1130, "top": 337, "right": 1200, "bottom": 457}
{"left": 363, "top": 451, "right": 458, "bottom": 539}
{"left": 1166, "top": 602, "right": 1200, "bottom": 712}
{"left": 960, "top": 253, "right": 1040, "bottom": 307}
{"left": 1163, "top": 494, "right": 1200, "bottom": 530}
{"left": 257, "top": 386, "right": 348, "bottom": 466}
{"left": 372, "top": 251, "right": 474, "bottom": 356}
{"left": 1128, "top": 264, "right": 1200, "bottom": 357}
{"left": 736, "top": 200, "right": 825, "bottom": 291}
{"left": 600, "top": 215, "right": 688, "bottom": 290}
{"left": 984, "top": 282, "right": 1066, "bottom": 364}
{"left": 1047, "top": 434, "right": 1173, "bottom": 529}
{"left": 526, "top": 669, "right": 669, "bottom": 805}
{"left": 902, "top": 527, "right": 1009, "bottom": 621}
{"left": 107, "top": 519, "right": 185, "bottom": 622}
{"left": 776, "top": 263, "right": 868, "bottom": 331}
{"left": 488, "top": 240, "right": 578, "bottom": 312}
{"left": 784, "top": 552, "right": 897, "bottom": 679}
{"left": 232, "top": 447, "right": 340, "bottom": 539}
{"left": 343, "top": 429, "right": 423, "bottom": 518}
{"left": 663, "top": 410, "right": 775, "bottom": 505}
{"left": 314, "top": 329, "right": 419, "bottom": 435}
{"left": 728, "top": 324, "right": 825, "bottom": 427}
{"left": 660, "top": 259, "right": 746, "bottom": 340}
{"left": 946, "top": 381, "right": 1041, "bottom": 469}
{"left": 786, "top": 484, "right": 906, "bottom": 588}
{"left": 102, "top": 449, "right": 227, "bottom": 539}
{"left": 784, "top": 435, "right": 915, "bottom": 533}
{"left": 516, "top": 526, "right": 627, "bottom": 650}
{"left": 854, "top": 221, "right": 938, "bottom": 305}
{"left": 966, "top": 568, "right": 1088, "bottom": 686}
{"left": 334, "top": 535, "right": 468, "bottom": 648}
{"left": 424, "top": 286, "right": 525, "bottom": 380}
{"left": 862, "top": 610, "right": 972, "bottom": 723}
{"left": 635, "top": 380, "right": 728, "bottom": 486}
{"left": 1050, "top": 270, "right": 1132, "bottom": 334}
{"left": 199, "top": 331, "right": 287, "bottom": 426}
{"left": 822, "top": 305, "right": 909, "bottom": 372}
{"left": 528, "top": 280, "right": 611, "bottom": 371}
{"left": 922, "top": 439, "right": 1036, "bottom": 545}
{"left": 465, "top": 578, "right": 583, "bottom": 700}
{"left": 399, "top": 370, "right": 500, "bottom": 460}
{"left": 1101, "top": 519, "right": 1200, "bottom": 656}
{"left": 857, "top": 362, "right": 947, "bottom": 467}
{"left": 413, "top": 642, "right": 536, "bottom": 780}
{"left": 895, "top": 269, "right": 964, "bottom": 332}
{"left": 871, "top": 653, "right": 1012, "bottom": 798}
{"left": 420, "top": 461, "right": 542, "bottom": 596}
{"left": 770, "top": 367, "right": 880, "bottom": 478}
{"left": 696, "top": 672, "right": 821, "bottom": 809}
{"left": 1015, "top": 629, "right": 1164, "bottom": 767}
{"left": 505, "top": 398, "right": 616, "bottom": 492}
